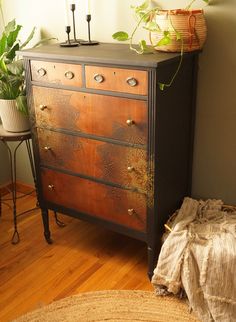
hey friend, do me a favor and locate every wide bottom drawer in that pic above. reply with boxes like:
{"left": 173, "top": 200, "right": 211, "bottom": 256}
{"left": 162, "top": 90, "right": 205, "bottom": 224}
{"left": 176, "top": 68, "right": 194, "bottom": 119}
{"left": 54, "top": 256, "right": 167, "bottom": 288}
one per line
{"left": 41, "top": 168, "right": 147, "bottom": 232}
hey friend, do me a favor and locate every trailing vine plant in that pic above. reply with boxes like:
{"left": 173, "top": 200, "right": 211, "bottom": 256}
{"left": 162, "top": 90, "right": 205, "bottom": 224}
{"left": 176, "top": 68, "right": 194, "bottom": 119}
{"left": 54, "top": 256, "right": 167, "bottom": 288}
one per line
{"left": 112, "top": 0, "right": 209, "bottom": 90}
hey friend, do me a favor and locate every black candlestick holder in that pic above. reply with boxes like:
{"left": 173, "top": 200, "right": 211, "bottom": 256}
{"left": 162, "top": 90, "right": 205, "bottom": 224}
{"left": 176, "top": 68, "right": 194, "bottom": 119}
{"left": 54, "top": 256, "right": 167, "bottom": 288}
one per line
{"left": 80, "top": 14, "right": 99, "bottom": 45}
{"left": 60, "top": 26, "right": 78, "bottom": 47}
{"left": 70, "top": 3, "right": 84, "bottom": 43}
{"left": 71, "top": 4, "right": 77, "bottom": 42}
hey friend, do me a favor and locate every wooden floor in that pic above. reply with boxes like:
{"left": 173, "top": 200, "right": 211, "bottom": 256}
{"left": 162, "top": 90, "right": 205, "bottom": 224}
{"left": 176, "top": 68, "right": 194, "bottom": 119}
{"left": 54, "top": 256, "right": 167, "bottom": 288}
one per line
{"left": 0, "top": 192, "right": 152, "bottom": 322}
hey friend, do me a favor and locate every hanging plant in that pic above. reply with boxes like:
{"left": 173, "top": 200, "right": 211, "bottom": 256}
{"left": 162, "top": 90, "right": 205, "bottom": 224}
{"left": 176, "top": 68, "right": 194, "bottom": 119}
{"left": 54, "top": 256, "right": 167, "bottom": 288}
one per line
{"left": 112, "top": 0, "right": 209, "bottom": 90}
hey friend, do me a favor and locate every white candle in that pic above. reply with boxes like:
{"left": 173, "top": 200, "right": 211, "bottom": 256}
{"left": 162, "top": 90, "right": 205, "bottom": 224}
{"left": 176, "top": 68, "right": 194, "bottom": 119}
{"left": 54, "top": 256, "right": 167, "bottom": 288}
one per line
{"left": 86, "top": 0, "right": 91, "bottom": 15}
{"left": 64, "top": 0, "right": 70, "bottom": 26}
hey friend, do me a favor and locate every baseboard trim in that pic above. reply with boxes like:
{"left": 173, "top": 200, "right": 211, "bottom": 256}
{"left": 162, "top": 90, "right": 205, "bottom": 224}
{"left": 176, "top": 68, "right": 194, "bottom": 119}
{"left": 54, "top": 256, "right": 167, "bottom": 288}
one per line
{"left": 0, "top": 182, "right": 36, "bottom": 197}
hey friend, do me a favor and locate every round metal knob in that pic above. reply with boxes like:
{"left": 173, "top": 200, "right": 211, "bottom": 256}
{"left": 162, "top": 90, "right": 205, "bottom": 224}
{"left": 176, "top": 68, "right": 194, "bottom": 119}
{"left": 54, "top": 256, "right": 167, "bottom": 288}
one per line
{"left": 127, "top": 166, "right": 134, "bottom": 172}
{"left": 37, "top": 68, "right": 47, "bottom": 77}
{"left": 126, "top": 119, "right": 134, "bottom": 126}
{"left": 39, "top": 104, "right": 47, "bottom": 111}
{"left": 128, "top": 209, "right": 135, "bottom": 216}
{"left": 44, "top": 146, "right": 51, "bottom": 151}
{"left": 126, "top": 77, "right": 138, "bottom": 87}
{"left": 65, "top": 71, "right": 74, "bottom": 79}
{"left": 48, "top": 184, "right": 54, "bottom": 191}
{"left": 94, "top": 73, "right": 104, "bottom": 83}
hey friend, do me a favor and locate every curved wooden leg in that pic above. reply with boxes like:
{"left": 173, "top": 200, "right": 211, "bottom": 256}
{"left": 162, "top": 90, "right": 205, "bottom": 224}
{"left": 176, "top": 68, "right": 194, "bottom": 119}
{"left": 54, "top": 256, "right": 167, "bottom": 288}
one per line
{"left": 41, "top": 209, "right": 52, "bottom": 244}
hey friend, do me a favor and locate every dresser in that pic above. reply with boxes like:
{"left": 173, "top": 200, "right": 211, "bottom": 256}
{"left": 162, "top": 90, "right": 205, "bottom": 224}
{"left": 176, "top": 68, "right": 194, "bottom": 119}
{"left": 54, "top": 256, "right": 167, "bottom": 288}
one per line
{"left": 19, "top": 43, "right": 198, "bottom": 278}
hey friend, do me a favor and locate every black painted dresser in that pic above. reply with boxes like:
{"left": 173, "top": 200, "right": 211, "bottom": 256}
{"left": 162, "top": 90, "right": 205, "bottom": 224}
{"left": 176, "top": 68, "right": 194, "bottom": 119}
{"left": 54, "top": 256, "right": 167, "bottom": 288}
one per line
{"left": 19, "top": 43, "right": 198, "bottom": 278}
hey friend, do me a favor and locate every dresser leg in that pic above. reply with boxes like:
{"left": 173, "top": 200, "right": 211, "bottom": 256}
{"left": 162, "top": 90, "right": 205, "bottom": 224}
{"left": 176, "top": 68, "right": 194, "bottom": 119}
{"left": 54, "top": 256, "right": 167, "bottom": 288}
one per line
{"left": 147, "top": 245, "right": 159, "bottom": 280}
{"left": 41, "top": 209, "right": 53, "bottom": 244}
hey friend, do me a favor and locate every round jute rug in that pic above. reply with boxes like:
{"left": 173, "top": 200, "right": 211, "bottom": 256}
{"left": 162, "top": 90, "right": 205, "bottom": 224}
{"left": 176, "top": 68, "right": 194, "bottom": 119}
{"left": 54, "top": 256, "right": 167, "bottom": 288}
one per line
{"left": 13, "top": 290, "right": 200, "bottom": 322}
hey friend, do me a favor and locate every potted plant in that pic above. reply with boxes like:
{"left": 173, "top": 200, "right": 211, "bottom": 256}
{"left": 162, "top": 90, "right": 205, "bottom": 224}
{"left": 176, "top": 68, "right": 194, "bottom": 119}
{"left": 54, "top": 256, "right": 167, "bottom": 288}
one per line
{"left": 113, "top": 0, "right": 209, "bottom": 89}
{"left": 0, "top": 19, "right": 53, "bottom": 132}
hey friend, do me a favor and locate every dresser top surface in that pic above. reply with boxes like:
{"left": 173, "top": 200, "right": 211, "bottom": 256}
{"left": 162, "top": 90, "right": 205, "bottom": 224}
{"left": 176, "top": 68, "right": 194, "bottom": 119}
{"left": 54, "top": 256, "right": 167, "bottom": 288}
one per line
{"left": 18, "top": 42, "right": 187, "bottom": 68}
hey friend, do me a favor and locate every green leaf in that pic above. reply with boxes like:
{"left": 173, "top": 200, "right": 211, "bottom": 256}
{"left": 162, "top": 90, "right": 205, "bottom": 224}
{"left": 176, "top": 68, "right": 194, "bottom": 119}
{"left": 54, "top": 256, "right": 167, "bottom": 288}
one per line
{"left": 203, "top": 0, "right": 209, "bottom": 3}
{"left": 0, "top": 33, "right": 7, "bottom": 56}
{"left": 132, "top": 0, "right": 149, "bottom": 12}
{"left": 16, "top": 95, "right": 28, "bottom": 115}
{"left": 19, "top": 27, "right": 36, "bottom": 49}
{"left": 144, "top": 21, "right": 160, "bottom": 32}
{"left": 7, "top": 24, "right": 22, "bottom": 47}
{"left": 139, "top": 39, "right": 152, "bottom": 53}
{"left": 164, "top": 31, "right": 170, "bottom": 37}
{"left": 0, "top": 55, "right": 7, "bottom": 73}
{"left": 4, "top": 19, "right": 16, "bottom": 36}
{"left": 157, "top": 36, "right": 171, "bottom": 46}
{"left": 112, "top": 31, "right": 129, "bottom": 42}
{"left": 7, "top": 59, "right": 24, "bottom": 75}
{"left": 140, "top": 39, "right": 147, "bottom": 50}
{"left": 6, "top": 43, "right": 19, "bottom": 60}
{"left": 159, "top": 83, "right": 165, "bottom": 91}
{"left": 175, "top": 31, "right": 181, "bottom": 41}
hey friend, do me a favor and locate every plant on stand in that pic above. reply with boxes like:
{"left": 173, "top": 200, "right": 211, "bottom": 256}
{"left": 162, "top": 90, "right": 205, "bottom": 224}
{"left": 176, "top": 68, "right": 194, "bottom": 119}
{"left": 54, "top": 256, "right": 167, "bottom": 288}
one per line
{"left": 113, "top": 0, "right": 209, "bottom": 89}
{"left": 0, "top": 18, "right": 53, "bottom": 132}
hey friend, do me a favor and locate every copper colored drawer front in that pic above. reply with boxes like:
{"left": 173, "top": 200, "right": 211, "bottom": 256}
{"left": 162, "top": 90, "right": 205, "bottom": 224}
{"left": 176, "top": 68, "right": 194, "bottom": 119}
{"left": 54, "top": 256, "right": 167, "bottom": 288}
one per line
{"left": 41, "top": 168, "right": 147, "bottom": 231}
{"left": 38, "top": 129, "right": 147, "bottom": 190}
{"left": 33, "top": 86, "right": 147, "bottom": 145}
{"left": 85, "top": 66, "right": 148, "bottom": 95}
{"left": 31, "top": 60, "right": 82, "bottom": 87}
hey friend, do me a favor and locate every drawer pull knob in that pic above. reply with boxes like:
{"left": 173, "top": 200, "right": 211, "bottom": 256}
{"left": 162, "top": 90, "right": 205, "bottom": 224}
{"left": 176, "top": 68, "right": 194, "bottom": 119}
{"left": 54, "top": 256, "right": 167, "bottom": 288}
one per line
{"left": 44, "top": 146, "right": 51, "bottom": 151}
{"left": 127, "top": 166, "right": 134, "bottom": 172}
{"left": 128, "top": 208, "right": 135, "bottom": 216}
{"left": 39, "top": 104, "right": 47, "bottom": 111}
{"left": 94, "top": 73, "right": 104, "bottom": 83}
{"left": 37, "top": 68, "right": 47, "bottom": 77}
{"left": 126, "top": 77, "right": 138, "bottom": 87}
{"left": 126, "top": 119, "right": 134, "bottom": 126}
{"left": 65, "top": 71, "right": 74, "bottom": 79}
{"left": 48, "top": 184, "right": 54, "bottom": 191}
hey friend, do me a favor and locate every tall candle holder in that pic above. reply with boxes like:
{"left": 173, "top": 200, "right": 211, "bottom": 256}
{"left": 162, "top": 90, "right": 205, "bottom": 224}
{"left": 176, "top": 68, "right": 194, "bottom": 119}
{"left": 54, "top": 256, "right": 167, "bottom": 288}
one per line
{"left": 60, "top": 26, "right": 78, "bottom": 47}
{"left": 80, "top": 14, "right": 99, "bottom": 45}
{"left": 70, "top": 4, "right": 77, "bottom": 42}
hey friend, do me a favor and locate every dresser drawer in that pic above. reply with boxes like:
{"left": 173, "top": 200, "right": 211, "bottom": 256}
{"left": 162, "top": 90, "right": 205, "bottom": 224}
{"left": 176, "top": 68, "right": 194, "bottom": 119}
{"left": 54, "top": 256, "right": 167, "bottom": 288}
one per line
{"left": 41, "top": 168, "right": 147, "bottom": 231}
{"left": 30, "top": 60, "right": 82, "bottom": 87}
{"left": 85, "top": 66, "right": 148, "bottom": 95}
{"left": 38, "top": 129, "right": 147, "bottom": 190}
{"left": 33, "top": 86, "right": 147, "bottom": 145}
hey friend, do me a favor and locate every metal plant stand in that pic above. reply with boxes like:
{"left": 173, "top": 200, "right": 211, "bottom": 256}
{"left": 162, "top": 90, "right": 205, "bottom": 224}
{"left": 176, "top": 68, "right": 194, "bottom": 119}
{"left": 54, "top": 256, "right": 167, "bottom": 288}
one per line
{"left": 0, "top": 125, "right": 37, "bottom": 244}
{"left": 0, "top": 125, "right": 65, "bottom": 244}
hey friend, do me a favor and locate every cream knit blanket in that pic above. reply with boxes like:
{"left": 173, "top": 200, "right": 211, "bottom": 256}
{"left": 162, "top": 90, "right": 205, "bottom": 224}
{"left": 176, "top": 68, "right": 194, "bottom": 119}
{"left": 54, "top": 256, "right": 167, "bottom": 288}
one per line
{"left": 151, "top": 197, "right": 236, "bottom": 322}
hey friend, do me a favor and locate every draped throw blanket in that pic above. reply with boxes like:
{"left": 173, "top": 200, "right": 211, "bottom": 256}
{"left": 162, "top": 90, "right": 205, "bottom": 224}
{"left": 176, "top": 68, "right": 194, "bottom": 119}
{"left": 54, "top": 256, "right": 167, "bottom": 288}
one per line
{"left": 151, "top": 197, "right": 236, "bottom": 322}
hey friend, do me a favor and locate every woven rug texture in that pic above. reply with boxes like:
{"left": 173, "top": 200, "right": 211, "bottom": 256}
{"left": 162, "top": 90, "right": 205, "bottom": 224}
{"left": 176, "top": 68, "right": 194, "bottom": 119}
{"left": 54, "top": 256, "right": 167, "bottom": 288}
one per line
{"left": 13, "top": 290, "right": 200, "bottom": 322}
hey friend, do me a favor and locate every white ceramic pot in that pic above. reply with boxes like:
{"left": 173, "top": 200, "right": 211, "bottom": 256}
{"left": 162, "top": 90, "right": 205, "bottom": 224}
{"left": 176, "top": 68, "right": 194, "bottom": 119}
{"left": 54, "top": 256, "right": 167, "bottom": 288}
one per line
{"left": 0, "top": 99, "right": 30, "bottom": 132}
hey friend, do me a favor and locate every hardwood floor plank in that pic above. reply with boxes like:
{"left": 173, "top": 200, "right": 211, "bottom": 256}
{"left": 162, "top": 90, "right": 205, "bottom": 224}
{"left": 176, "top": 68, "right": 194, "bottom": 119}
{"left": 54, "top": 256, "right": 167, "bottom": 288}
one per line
{"left": 0, "top": 193, "right": 152, "bottom": 322}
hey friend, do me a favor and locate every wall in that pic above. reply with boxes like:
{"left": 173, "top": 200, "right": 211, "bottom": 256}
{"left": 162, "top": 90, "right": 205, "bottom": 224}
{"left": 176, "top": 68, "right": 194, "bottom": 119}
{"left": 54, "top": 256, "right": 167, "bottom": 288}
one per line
{"left": 0, "top": 144, "right": 10, "bottom": 186}
{"left": 1, "top": 0, "right": 236, "bottom": 204}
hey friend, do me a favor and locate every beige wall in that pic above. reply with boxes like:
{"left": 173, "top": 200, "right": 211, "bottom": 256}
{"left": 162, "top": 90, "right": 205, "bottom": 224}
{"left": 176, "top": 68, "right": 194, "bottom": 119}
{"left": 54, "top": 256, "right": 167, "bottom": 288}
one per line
{"left": 0, "top": 144, "right": 10, "bottom": 185}
{"left": 1, "top": 0, "right": 236, "bottom": 204}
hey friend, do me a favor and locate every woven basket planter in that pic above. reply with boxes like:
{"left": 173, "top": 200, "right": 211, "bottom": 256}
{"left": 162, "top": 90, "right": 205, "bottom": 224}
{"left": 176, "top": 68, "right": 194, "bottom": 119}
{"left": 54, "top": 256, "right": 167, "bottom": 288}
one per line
{"left": 150, "top": 9, "right": 207, "bottom": 52}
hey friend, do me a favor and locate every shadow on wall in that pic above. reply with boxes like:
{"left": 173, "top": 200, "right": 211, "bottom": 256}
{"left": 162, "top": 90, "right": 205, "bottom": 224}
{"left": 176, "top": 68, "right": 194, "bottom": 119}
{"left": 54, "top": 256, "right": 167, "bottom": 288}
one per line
{"left": 0, "top": 140, "right": 10, "bottom": 185}
{"left": 192, "top": 0, "right": 236, "bottom": 204}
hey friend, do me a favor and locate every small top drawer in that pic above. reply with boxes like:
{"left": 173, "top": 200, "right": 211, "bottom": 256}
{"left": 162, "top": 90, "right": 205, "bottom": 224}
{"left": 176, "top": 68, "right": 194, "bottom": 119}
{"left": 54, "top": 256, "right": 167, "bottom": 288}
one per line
{"left": 30, "top": 60, "right": 82, "bottom": 87}
{"left": 85, "top": 66, "right": 148, "bottom": 95}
